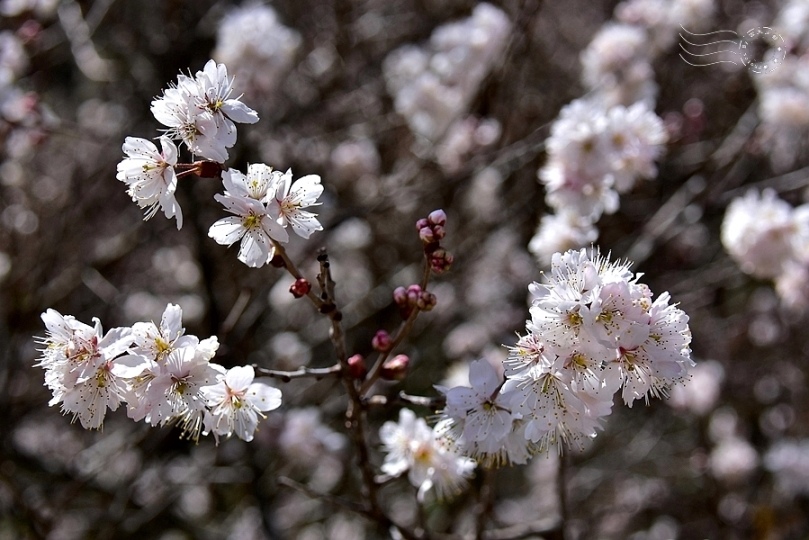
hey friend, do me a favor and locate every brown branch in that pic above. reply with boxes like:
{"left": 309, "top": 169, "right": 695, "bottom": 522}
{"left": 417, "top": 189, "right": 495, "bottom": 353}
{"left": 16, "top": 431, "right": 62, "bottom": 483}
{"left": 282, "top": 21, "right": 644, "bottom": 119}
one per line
{"left": 270, "top": 239, "right": 325, "bottom": 309}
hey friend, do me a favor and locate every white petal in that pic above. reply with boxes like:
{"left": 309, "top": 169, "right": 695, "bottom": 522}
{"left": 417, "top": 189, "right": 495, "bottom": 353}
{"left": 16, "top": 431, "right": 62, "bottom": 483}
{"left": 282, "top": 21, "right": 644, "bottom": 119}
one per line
{"left": 159, "top": 136, "right": 178, "bottom": 165}
{"left": 225, "top": 365, "right": 255, "bottom": 392}
{"left": 122, "top": 136, "right": 158, "bottom": 157}
{"left": 209, "top": 217, "right": 245, "bottom": 245}
{"left": 247, "top": 383, "right": 282, "bottom": 412}
{"left": 238, "top": 230, "right": 271, "bottom": 267}
{"left": 222, "top": 100, "right": 259, "bottom": 124}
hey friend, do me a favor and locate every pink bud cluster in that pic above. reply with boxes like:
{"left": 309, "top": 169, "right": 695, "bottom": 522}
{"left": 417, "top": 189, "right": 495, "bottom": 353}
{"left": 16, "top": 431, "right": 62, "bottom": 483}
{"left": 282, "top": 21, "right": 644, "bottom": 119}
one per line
{"left": 393, "top": 284, "right": 437, "bottom": 320}
{"left": 416, "top": 209, "right": 454, "bottom": 274}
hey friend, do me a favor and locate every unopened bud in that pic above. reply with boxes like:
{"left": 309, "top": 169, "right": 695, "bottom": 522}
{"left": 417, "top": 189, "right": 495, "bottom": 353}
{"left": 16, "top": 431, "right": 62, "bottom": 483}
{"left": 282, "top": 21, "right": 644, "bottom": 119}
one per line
{"left": 196, "top": 160, "right": 225, "bottom": 178}
{"left": 372, "top": 329, "right": 392, "bottom": 352}
{"left": 393, "top": 286, "right": 407, "bottom": 306}
{"left": 421, "top": 291, "right": 437, "bottom": 311}
{"left": 270, "top": 253, "right": 286, "bottom": 268}
{"left": 429, "top": 249, "right": 453, "bottom": 274}
{"left": 427, "top": 209, "right": 447, "bottom": 227}
{"left": 347, "top": 354, "right": 367, "bottom": 379}
{"left": 380, "top": 354, "right": 409, "bottom": 381}
{"left": 431, "top": 224, "right": 445, "bottom": 241}
{"left": 289, "top": 278, "right": 311, "bottom": 298}
{"left": 419, "top": 226, "right": 435, "bottom": 244}
{"left": 415, "top": 218, "right": 430, "bottom": 231}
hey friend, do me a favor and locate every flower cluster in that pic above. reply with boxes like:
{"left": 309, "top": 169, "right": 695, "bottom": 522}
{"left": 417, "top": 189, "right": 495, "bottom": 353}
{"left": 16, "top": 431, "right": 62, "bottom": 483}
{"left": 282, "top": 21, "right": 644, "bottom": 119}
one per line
{"left": 151, "top": 60, "right": 258, "bottom": 163}
{"left": 721, "top": 189, "right": 809, "bottom": 311}
{"left": 383, "top": 3, "right": 511, "bottom": 141}
{"left": 530, "top": 0, "right": 712, "bottom": 266}
{"left": 437, "top": 248, "right": 694, "bottom": 463}
{"left": 117, "top": 60, "right": 258, "bottom": 229}
{"left": 115, "top": 60, "right": 324, "bottom": 266}
{"left": 379, "top": 408, "right": 475, "bottom": 502}
{"left": 208, "top": 164, "right": 323, "bottom": 267}
{"left": 530, "top": 99, "right": 667, "bottom": 265}
{"left": 35, "top": 304, "right": 281, "bottom": 442}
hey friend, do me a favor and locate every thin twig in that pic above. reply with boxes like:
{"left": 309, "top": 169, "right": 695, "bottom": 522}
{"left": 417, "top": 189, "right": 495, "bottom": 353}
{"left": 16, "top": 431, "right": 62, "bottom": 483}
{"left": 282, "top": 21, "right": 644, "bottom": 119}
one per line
{"left": 252, "top": 363, "right": 341, "bottom": 382}
{"left": 359, "top": 257, "right": 433, "bottom": 395}
{"left": 364, "top": 392, "right": 445, "bottom": 410}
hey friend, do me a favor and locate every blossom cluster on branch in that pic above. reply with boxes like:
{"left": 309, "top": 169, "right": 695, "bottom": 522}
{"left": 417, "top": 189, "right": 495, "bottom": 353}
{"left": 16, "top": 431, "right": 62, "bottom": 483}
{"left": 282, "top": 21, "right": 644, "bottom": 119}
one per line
{"left": 115, "top": 59, "right": 323, "bottom": 267}
{"left": 433, "top": 248, "right": 693, "bottom": 466}
{"left": 35, "top": 303, "right": 281, "bottom": 442}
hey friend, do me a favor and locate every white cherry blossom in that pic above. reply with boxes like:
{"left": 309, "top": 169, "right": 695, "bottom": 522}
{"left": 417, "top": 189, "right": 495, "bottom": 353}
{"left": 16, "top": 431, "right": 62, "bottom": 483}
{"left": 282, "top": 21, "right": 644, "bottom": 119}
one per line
{"left": 209, "top": 189, "right": 289, "bottom": 268}
{"left": 202, "top": 365, "right": 282, "bottom": 442}
{"left": 116, "top": 136, "right": 182, "bottom": 229}
{"left": 268, "top": 169, "right": 324, "bottom": 239}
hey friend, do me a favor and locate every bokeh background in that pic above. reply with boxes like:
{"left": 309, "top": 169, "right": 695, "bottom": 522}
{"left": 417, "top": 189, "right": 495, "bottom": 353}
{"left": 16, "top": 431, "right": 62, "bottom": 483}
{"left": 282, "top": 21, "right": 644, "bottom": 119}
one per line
{"left": 2, "top": 0, "right": 809, "bottom": 538}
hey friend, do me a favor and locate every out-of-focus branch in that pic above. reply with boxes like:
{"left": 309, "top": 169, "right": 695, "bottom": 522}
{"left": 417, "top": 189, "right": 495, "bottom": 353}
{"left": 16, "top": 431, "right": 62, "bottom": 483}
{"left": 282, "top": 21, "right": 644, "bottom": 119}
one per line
{"left": 57, "top": 0, "right": 114, "bottom": 81}
{"left": 278, "top": 477, "right": 426, "bottom": 540}
{"left": 364, "top": 391, "right": 445, "bottom": 410}
{"left": 253, "top": 363, "right": 341, "bottom": 382}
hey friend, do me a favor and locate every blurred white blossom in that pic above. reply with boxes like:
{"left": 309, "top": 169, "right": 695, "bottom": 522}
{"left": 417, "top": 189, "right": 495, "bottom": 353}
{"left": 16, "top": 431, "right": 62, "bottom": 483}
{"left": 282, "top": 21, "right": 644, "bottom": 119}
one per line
{"left": 379, "top": 408, "right": 475, "bottom": 502}
{"left": 383, "top": 3, "right": 511, "bottom": 141}
{"left": 213, "top": 3, "right": 301, "bottom": 98}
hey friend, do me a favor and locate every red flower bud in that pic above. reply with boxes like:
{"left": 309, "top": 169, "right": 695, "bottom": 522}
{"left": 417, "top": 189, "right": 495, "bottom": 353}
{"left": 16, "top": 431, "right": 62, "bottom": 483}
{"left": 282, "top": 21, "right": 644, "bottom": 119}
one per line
{"left": 289, "top": 278, "right": 311, "bottom": 298}
{"left": 196, "top": 160, "right": 225, "bottom": 178}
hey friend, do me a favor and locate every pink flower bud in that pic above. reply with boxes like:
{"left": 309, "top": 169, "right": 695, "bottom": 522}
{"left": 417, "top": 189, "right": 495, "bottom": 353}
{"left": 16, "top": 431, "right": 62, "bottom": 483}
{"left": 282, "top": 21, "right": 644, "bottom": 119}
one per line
{"left": 419, "top": 226, "right": 435, "bottom": 244}
{"left": 372, "top": 329, "right": 392, "bottom": 352}
{"left": 431, "top": 224, "right": 445, "bottom": 241}
{"left": 415, "top": 218, "right": 430, "bottom": 231}
{"left": 427, "top": 209, "right": 447, "bottom": 227}
{"left": 429, "top": 249, "right": 453, "bottom": 274}
{"left": 347, "top": 354, "right": 367, "bottom": 379}
{"left": 393, "top": 286, "right": 407, "bottom": 306}
{"left": 380, "top": 354, "right": 409, "bottom": 381}
{"left": 421, "top": 291, "right": 437, "bottom": 311}
{"left": 289, "top": 278, "right": 311, "bottom": 298}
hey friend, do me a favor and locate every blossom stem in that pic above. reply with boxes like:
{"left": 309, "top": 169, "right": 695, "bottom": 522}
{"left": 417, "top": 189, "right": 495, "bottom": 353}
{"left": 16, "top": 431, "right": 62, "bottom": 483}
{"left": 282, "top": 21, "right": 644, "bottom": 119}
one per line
{"left": 358, "top": 255, "right": 432, "bottom": 395}
{"left": 270, "top": 239, "right": 325, "bottom": 309}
